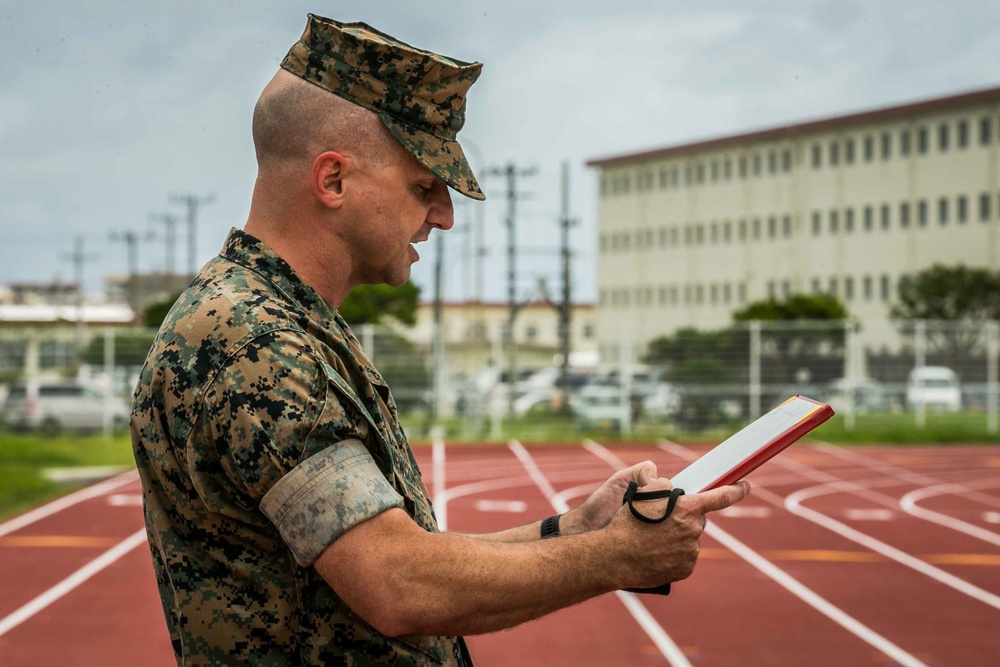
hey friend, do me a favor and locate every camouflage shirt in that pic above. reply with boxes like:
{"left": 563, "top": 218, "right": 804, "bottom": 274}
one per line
{"left": 131, "top": 228, "right": 472, "bottom": 666}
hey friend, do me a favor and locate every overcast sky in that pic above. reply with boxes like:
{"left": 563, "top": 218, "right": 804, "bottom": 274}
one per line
{"left": 3, "top": 1, "right": 1000, "bottom": 305}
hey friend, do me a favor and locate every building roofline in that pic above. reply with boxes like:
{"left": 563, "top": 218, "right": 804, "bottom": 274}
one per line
{"left": 586, "top": 84, "right": 1000, "bottom": 168}
{"left": 418, "top": 299, "right": 595, "bottom": 310}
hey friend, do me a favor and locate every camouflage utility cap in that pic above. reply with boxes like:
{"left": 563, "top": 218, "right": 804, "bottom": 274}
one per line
{"left": 282, "top": 13, "right": 485, "bottom": 201}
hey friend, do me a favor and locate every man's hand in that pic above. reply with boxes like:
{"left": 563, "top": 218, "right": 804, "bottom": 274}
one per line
{"left": 608, "top": 479, "right": 751, "bottom": 589}
{"left": 560, "top": 460, "right": 658, "bottom": 535}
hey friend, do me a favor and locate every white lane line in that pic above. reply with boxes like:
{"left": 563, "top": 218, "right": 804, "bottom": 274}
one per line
{"left": 899, "top": 480, "right": 1000, "bottom": 548}
{"left": 985, "top": 512, "right": 1000, "bottom": 525}
{"left": 0, "top": 528, "right": 148, "bottom": 638}
{"left": 474, "top": 500, "right": 528, "bottom": 513}
{"left": 718, "top": 506, "right": 772, "bottom": 519}
{"left": 652, "top": 440, "right": 930, "bottom": 666}
{"left": 432, "top": 438, "right": 447, "bottom": 532}
{"left": 703, "top": 523, "right": 928, "bottom": 667}
{"left": 843, "top": 509, "right": 895, "bottom": 521}
{"left": 0, "top": 470, "right": 139, "bottom": 539}
{"left": 509, "top": 440, "right": 693, "bottom": 667}
{"left": 785, "top": 485, "right": 1000, "bottom": 611}
{"left": 107, "top": 494, "right": 144, "bottom": 507}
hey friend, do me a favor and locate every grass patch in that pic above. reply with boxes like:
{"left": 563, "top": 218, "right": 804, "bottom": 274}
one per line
{"left": 0, "top": 431, "right": 135, "bottom": 521}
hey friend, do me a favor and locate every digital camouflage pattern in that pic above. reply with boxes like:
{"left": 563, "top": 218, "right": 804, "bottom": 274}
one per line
{"left": 281, "top": 13, "right": 485, "bottom": 201}
{"left": 131, "top": 228, "right": 472, "bottom": 666}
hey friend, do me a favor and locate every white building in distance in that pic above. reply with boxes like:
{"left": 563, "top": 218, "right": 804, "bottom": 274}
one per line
{"left": 587, "top": 85, "right": 1000, "bottom": 362}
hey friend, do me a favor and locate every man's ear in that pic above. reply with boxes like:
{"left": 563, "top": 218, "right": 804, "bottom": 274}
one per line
{"left": 312, "top": 151, "right": 347, "bottom": 209}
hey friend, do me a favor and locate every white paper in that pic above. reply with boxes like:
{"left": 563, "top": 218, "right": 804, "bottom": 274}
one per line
{"left": 669, "top": 397, "right": 823, "bottom": 494}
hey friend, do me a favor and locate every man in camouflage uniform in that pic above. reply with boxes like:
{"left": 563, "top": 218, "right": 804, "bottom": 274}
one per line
{"left": 132, "top": 14, "right": 751, "bottom": 666}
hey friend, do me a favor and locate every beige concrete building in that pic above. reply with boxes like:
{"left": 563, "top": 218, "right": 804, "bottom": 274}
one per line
{"left": 587, "top": 85, "right": 1000, "bottom": 361}
{"left": 402, "top": 300, "right": 597, "bottom": 369}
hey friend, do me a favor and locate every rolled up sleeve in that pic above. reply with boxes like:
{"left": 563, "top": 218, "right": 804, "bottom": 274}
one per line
{"left": 260, "top": 438, "right": 404, "bottom": 567}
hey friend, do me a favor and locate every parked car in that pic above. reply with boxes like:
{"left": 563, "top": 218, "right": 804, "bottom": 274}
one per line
{"left": 905, "top": 366, "right": 962, "bottom": 412}
{"left": 569, "top": 385, "right": 631, "bottom": 430}
{"left": 3, "top": 379, "right": 129, "bottom": 433}
{"left": 825, "top": 377, "right": 898, "bottom": 413}
{"left": 641, "top": 382, "right": 681, "bottom": 421}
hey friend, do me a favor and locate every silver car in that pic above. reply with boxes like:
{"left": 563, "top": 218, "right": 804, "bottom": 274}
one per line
{"left": 3, "top": 379, "right": 129, "bottom": 434}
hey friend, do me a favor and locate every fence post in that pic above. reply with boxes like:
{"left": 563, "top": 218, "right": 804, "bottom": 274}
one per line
{"left": 24, "top": 327, "right": 40, "bottom": 379}
{"left": 914, "top": 319, "right": 926, "bottom": 428}
{"left": 843, "top": 321, "right": 856, "bottom": 431}
{"left": 490, "top": 327, "right": 503, "bottom": 440}
{"left": 988, "top": 320, "right": 999, "bottom": 435}
{"left": 361, "top": 324, "right": 375, "bottom": 364}
{"left": 619, "top": 321, "right": 633, "bottom": 437}
{"left": 749, "top": 320, "right": 761, "bottom": 420}
{"left": 103, "top": 327, "right": 115, "bottom": 438}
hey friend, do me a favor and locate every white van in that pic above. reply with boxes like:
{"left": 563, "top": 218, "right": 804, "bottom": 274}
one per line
{"left": 3, "top": 379, "right": 129, "bottom": 433}
{"left": 906, "top": 366, "right": 961, "bottom": 412}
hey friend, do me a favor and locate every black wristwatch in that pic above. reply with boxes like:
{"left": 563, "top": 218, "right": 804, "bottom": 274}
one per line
{"left": 540, "top": 514, "right": 561, "bottom": 539}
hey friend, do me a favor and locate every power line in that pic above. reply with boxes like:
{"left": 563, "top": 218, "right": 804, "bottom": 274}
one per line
{"left": 170, "top": 193, "right": 215, "bottom": 275}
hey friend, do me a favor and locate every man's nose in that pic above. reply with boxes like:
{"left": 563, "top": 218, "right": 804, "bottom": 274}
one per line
{"left": 427, "top": 181, "right": 454, "bottom": 230}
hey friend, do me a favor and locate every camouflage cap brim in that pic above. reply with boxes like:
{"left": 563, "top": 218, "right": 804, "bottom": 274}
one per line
{"left": 379, "top": 114, "right": 484, "bottom": 201}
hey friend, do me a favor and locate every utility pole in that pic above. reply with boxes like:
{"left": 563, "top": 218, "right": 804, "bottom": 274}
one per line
{"left": 109, "top": 229, "right": 145, "bottom": 313}
{"left": 432, "top": 232, "right": 445, "bottom": 425}
{"left": 149, "top": 213, "right": 179, "bottom": 276}
{"left": 485, "top": 162, "right": 537, "bottom": 420}
{"left": 558, "top": 161, "right": 577, "bottom": 409}
{"left": 170, "top": 193, "right": 215, "bottom": 276}
{"left": 60, "top": 236, "right": 99, "bottom": 351}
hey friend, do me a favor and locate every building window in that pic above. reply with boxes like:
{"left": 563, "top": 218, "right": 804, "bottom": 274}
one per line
{"left": 753, "top": 153, "right": 762, "bottom": 176}
{"left": 981, "top": 193, "right": 992, "bottom": 221}
{"left": 863, "top": 135, "right": 874, "bottom": 162}
{"left": 711, "top": 222, "right": 719, "bottom": 243}
{"left": 917, "top": 126, "right": 928, "bottom": 154}
{"left": 981, "top": 116, "right": 993, "bottom": 145}
{"left": 844, "top": 208, "right": 854, "bottom": 233}
{"left": 525, "top": 325, "right": 538, "bottom": 342}
{"left": 710, "top": 284, "right": 718, "bottom": 304}
{"left": 582, "top": 324, "right": 595, "bottom": 339}
{"left": 782, "top": 281, "right": 790, "bottom": 298}
{"left": 829, "top": 210, "right": 839, "bottom": 234}
{"left": 782, "top": 149, "right": 792, "bottom": 172}
{"left": 768, "top": 151, "right": 777, "bottom": 174}
{"left": 695, "top": 285, "right": 704, "bottom": 304}
{"left": 845, "top": 138, "right": 855, "bottom": 164}
{"left": 724, "top": 158, "right": 732, "bottom": 180}
{"left": 659, "top": 227, "right": 668, "bottom": 247}
{"left": 723, "top": 283, "right": 731, "bottom": 303}
{"left": 863, "top": 205, "right": 873, "bottom": 231}
{"left": 900, "top": 129, "right": 911, "bottom": 156}
{"left": 829, "top": 141, "right": 839, "bottom": 166}
{"left": 863, "top": 275, "right": 873, "bottom": 301}
{"left": 938, "top": 197, "right": 949, "bottom": 225}
{"left": 767, "top": 216, "right": 777, "bottom": 239}
{"left": 659, "top": 167, "right": 668, "bottom": 189}
{"left": 812, "top": 212, "right": 821, "bottom": 235}
{"left": 958, "top": 119, "right": 969, "bottom": 148}
{"left": 881, "top": 203, "right": 891, "bottom": 230}
{"left": 739, "top": 219, "right": 747, "bottom": 241}
{"left": 767, "top": 281, "right": 776, "bottom": 298}
{"left": 812, "top": 143, "right": 822, "bottom": 168}
{"left": 723, "top": 221, "right": 732, "bottom": 242}
{"left": 881, "top": 132, "right": 892, "bottom": 159}
{"left": 782, "top": 216, "right": 792, "bottom": 237}
{"left": 696, "top": 163, "right": 705, "bottom": 184}
{"left": 672, "top": 166, "right": 680, "bottom": 186}
{"left": 696, "top": 224, "right": 705, "bottom": 244}
{"left": 938, "top": 123, "right": 950, "bottom": 152}
{"left": 880, "top": 275, "right": 891, "bottom": 301}
{"left": 739, "top": 155, "right": 747, "bottom": 178}
{"left": 844, "top": 276, "right": 855, "bottom": 301}
{"left": 900, "top": 201, "right": 910, "bottom": 228}
{"left": 918, "top": 200, "right": 928, "bottom": 227}
{"left": 711, "top": 160, "right": 719, "bottom": 182}
{"left": 752, "top": 218, "right": 761, "bottom": 240}
{"left": 828, "top": 277, "right": 838, "bottom": 297}
{"left": 738, "top": 283, "right": 747, "bottom": 303}
{"left": 671, "top": 285, "right": 679, "bottom": 304}
{"left": 670, "top": 228, "right": 679, "bottom": 245}
{"left": 957, "top": 195, "right": 968, "bottom": 223}
{"left": 811, "top": 278, "right": 821, "bottom": 294}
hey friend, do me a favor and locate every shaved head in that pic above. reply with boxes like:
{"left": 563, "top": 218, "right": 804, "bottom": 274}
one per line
{"left": 252, "top": 69, "right": 394, "bottom": 171}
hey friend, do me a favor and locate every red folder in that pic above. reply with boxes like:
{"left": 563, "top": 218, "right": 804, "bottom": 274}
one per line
{"left": 669, "top": 395, "right": 834, "bottom": 493}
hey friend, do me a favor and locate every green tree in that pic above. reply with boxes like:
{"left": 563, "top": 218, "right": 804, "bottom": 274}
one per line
{"left": 732, "top": 293, "right": 848, "bottom": 358}
{"left": 890, "top": 264, "right": 1000, "bottom": 353}
{"left": 890, "top": 264, "right": 1000, "bottom": 321}
{"left": 142, "top": 292, "right": 183, "bottom": 328}
{"left": 339, "top": 282, "right": 421, "bottom": 326}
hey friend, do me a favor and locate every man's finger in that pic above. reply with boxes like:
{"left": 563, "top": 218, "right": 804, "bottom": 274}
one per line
{"left": 691, "top": 481, "right": 751, "bottom": 514}
{"left": 631, "top": 460, "right": 657, "bottom": 487}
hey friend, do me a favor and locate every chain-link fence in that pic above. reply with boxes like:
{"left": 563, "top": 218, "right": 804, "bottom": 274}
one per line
{"left": 1, "top": 319, "right": 997, "bottom": 440}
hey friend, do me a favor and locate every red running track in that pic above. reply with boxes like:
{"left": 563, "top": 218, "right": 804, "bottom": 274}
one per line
{"left": 1, "top": 442, "right": 998, "bottom": 666}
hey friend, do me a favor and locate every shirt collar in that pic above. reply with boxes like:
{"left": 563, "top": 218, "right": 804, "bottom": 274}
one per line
{"left": 219, "top": 227, "right": 338, "bottom": 323}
